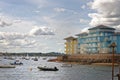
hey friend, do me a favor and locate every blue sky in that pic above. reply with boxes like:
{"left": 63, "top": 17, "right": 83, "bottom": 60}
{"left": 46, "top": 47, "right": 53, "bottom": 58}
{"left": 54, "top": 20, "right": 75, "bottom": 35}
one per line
{"left": 0, "top": 0, "right": 119, "bottom": 53}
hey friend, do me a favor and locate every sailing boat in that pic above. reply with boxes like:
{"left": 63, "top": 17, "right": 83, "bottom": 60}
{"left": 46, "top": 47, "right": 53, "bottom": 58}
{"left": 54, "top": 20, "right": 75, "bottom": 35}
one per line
{"left": 25, "top": 54, "right": 30, "bottom": 60}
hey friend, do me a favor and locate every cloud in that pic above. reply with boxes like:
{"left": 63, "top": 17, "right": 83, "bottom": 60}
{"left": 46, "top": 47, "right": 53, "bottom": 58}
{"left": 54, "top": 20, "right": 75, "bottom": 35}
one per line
{"left": 0, "top": 31, "right": 37, "bottom": 49}
{"left": 54, "top": 8, "right": 66, "bottom": 12}
{"left": 0, "top": 16, "right": 13, "bottom": 27}
{"left": 29, "top": 26, "right": 55, "bottom": 36}
{"left": 13, "top": 19, "right": 22, "bottom": 23}
{"left": 0, "top": 20, "right": 12, "bottom": 27}
{"left": 0, "top": 32, "right": 30, "bottom": 48}
{"left": 81, "top": 5, "right": 86, "bottom": 9}
{"left": 8, "top": 39, "right": 36, "bottom": 48}
{"left": 88, "top": 0, "right": 120, "bottom": 27}
{"left": 0, "top": 39, "right": 37, "bottom": 49}
{"left": 0, "top": 32, "right": 27, "bottom": 40}
{"left": 81, "top": 27, "right": 90, "bottom": 33}
{"left": 0, "top": 14, "right": 23, "bottom": 27}
{"left": 80, "top": 19, "right": 89, "bottom": 24}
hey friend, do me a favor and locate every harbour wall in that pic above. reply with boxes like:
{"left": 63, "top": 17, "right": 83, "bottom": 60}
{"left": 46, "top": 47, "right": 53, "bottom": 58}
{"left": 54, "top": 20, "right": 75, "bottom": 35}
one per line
{"left": 57, "top": 54, "right": 120, "bottom": 64}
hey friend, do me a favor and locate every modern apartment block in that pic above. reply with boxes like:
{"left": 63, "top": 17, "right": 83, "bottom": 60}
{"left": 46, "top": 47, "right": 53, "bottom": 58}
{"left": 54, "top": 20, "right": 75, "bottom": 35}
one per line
{"left": 76, "top": 25, "right": 120, "bottom": 54}
{"left": 64, "top": 36, "right": 77, "bottom": 54}
{"left": 64, "top": 25, "right": 120, "bottom": 54}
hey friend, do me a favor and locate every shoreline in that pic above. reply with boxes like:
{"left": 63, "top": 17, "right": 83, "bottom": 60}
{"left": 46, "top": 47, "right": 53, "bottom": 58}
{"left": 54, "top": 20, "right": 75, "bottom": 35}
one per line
{"left": 91, "top": 63, "right": 119, "bottom": 66}
{"left": 57, "top": 61, "right": 119, "bottom": 66}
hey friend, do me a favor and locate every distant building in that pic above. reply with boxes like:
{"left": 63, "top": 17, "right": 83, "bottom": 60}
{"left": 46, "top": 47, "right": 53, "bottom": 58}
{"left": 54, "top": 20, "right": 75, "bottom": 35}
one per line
{"left": 76, "top": 32, "right": 88, "bottom": 54}
{"left": 64, "top": 36, "right": 77, "bottom": 54}
{"left": 76, "top": 25, "right": 120, "bottom": 54}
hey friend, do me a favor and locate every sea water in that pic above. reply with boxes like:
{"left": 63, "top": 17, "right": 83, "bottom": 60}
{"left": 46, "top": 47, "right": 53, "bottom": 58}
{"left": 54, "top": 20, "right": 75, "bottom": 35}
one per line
{"left": 0, "top": 57, "right": 119, "bottom": 80}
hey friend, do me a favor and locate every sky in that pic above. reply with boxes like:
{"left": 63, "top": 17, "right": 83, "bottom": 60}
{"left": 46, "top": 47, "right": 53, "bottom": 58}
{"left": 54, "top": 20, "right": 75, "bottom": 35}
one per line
{"left": 0, "top": 0, "right": 120, "bottom": 53}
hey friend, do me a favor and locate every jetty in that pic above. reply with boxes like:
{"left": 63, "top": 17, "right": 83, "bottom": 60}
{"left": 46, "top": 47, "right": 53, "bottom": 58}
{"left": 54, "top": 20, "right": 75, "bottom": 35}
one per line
{"left": 0, "top": 65, "right": 15, "bottom": 68}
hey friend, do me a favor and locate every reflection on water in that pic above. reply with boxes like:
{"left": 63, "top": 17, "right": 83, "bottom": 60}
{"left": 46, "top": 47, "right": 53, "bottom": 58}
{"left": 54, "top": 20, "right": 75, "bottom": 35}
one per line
{"left": 0, "top": 56, "right": 119, "bottom": 80}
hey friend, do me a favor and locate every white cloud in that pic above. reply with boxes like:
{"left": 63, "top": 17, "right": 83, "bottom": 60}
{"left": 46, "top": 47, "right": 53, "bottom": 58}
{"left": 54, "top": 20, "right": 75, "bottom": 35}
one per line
{"left": 8, "top": 39, "right": 36, "bottom": 48}
{"left": 0, "top": 20, "right": 12, "bottom": 27}
{"left": 81, "top": 5, "right": 86, "bottom": 9}
{"left": 88, "top": 0, "right": 120, "bottom": 27}
{"left": 54, "top": 8, "right": 66, "bottom": 12}
{"left": 29, "top": 26, "right": 55, "bottom": 36}
{"left": 80, "top": 19, "right": 89, "bottom": 24}
{"left": 0, "top": 16, "right": 13, "bottom": 27}
{"left": 0, "top": 31, "right": 37, "bottom": 49}
{"left": 81, "top": 27, "right": 90, "bottom": 33}
{"left": 0, "top": 32, "right": 27, "bottom": 40}
{"left": 0, "top": 39, "right": 37, "bottom": 49}
{"left": 0, "top": 14, "right": 23, "bottom": 27}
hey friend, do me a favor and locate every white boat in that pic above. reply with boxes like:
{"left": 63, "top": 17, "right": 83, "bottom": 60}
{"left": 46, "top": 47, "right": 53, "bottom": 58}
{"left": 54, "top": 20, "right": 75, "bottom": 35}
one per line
{"left": 0, "top": 65, "right": 15, "bottom": 68}
{"left": 25, "top": 54, "right": 30, "bottom": 60}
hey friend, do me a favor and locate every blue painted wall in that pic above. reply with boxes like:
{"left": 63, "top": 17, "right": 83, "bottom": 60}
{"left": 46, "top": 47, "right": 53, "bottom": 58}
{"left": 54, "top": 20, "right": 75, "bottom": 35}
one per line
{"left": 76, "top": 25, "right": 120, "bottom": 54}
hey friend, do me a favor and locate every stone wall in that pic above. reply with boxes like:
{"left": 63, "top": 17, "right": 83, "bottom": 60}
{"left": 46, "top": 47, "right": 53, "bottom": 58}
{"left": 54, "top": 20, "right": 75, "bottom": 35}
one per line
{"left": 57, "top": 54, "right": 120, "bottom": 64}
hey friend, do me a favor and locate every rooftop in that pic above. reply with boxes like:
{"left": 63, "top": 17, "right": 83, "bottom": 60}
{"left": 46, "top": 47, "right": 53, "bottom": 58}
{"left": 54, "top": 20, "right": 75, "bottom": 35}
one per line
{"left": 88, "top": 25, "right": 116, "bottom": 30}
{"left": 76, "top": 32, "right": 88, "bottom": 36}
{"left": 64, "top": 36, "right": 77, "bottom": 40}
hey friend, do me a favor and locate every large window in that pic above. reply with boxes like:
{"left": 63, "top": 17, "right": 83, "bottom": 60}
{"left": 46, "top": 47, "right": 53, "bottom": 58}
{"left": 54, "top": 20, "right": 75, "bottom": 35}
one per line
{"left": 100, "top": 32, "right": 104, "bottom": 36}
{"left": 105, "top": 33, "right": 108, "bottom": 36}
{"left": 97, "top": 37, "right": 100, "bottom": 41}
{"left": 113, "top": 36, "right": 116, "bottom": 40}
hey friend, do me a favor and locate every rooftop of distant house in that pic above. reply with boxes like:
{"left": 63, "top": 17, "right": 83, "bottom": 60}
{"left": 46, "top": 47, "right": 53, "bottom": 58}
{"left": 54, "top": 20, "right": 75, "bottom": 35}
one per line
{"left": 64, "top": 36, "right": 77, "bottom": 40}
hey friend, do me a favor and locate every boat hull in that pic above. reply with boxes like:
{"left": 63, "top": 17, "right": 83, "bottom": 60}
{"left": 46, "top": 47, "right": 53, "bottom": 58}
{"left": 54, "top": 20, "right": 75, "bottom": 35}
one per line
{"left": 37, "top": 67, "right": 58, "bottom": 71}
{"left": 10, "top": 62, "right": 23, "bottom": 65}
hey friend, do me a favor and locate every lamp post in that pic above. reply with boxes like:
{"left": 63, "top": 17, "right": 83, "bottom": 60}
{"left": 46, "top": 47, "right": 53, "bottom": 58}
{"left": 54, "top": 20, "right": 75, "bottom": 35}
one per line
{"left": 109, "top": 42, "right": 117, "bottom": 80}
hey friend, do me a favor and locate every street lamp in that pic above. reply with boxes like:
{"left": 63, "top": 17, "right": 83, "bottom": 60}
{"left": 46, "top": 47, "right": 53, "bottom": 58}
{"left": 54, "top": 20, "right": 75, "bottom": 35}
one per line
{"left": 109, "top": 42, "right": 117, "bottom": 80}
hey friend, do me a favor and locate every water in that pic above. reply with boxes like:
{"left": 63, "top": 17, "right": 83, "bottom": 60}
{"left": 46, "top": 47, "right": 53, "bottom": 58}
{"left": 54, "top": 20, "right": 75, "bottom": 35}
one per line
{"left": 0, "top": 57, "right": 119, "bottom": 80}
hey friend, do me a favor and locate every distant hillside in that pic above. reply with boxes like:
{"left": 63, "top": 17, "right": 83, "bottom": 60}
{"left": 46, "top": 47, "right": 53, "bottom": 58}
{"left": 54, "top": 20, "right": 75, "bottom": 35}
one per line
{"left": 1, "top": 52, "right": 64, "bottom": 56}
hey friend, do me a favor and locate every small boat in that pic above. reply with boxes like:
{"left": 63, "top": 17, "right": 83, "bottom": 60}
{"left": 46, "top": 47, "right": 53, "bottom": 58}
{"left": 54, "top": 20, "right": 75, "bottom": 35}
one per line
{"left": 42, "top": 57, "right": 47, "bottom": 60}
{"left": 10, "top": 62, "right": 23, "bottom": 65}
{"left": 10, "top": 60, "right": 23, "bottom": 65}
{"left": 37, "top": 66, "right": 58, "bottom": 71}
{"left": 0, "top": 65, "right": 15, "bottom": 68}
{"left": 33, "top": 57, "right": 38, "bottom": 61}
{"left": 25, "top": 54, "right": 30, "bottom": 60}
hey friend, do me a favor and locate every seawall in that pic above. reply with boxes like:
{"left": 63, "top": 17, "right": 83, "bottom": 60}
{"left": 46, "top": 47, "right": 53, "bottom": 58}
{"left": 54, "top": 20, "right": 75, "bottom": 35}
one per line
{"left": 57, "top": 54, "right": 120, "bottom": 65}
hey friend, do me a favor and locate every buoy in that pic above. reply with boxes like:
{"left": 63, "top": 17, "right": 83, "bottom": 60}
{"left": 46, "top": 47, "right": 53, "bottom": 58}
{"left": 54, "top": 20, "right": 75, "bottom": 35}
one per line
{"left": 29, "top": 68, "right": 32, "bottom": 71}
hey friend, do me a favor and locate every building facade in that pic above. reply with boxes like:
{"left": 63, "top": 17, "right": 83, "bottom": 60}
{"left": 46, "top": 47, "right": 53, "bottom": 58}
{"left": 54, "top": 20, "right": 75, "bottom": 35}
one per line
{"left": 76, "top": 25, "right": 120, "bottom": 54}
{"left": 64, "top": 36, "right": 77, "bottom": 54}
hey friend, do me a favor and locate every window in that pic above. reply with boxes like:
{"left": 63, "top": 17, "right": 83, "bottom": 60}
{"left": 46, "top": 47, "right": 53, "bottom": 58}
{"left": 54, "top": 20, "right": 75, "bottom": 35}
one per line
{"left": 113, "top": 36, "right": 116, "bottom": 40}
{"left": 97, "top": 37, "right": 100, "bottom": 41}
{"left": 100, "top": 33, "right": 104, "bottom": 36}
{"left": 105, "top": 33, "right": 108, "bottom": 36}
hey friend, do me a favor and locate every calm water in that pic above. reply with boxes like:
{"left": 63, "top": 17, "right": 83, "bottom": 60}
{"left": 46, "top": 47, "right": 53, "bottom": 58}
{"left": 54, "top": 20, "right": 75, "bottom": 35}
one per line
{"left": 0, "top": 57, "right": 119, "bottom": 80}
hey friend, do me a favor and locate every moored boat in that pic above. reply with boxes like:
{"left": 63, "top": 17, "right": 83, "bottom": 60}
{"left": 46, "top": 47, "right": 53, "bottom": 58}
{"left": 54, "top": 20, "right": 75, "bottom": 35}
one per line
{"left": 37, "top": 66, "right": 58, "bottom": 71}
{"left": 0, "top": 65, "right": 15, "bottom": 68}
{"left": 32, "top": 57, "right": 38, "bottom": 61}
{"left": 10, "top": 60, "right": 23, "bottom": 65}
{"left": 10, "top": 62, "right": 23, "bottom": 65}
